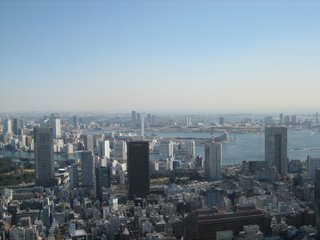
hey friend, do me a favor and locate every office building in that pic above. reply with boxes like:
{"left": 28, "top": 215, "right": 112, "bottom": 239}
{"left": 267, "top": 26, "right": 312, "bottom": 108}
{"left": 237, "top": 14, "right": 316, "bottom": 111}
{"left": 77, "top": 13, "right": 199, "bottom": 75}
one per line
{"left": 307, "top": 156, "right": 320, "bottom": 178}
{"left": 95, "top": 166, "right": 110, "bottom": 201}
{"left": 83, "top": 134, "right": 94, "bottom": 151}
{"left": 3, "top": 119, "right": 12, "bottom": 135}
{"left": 113, "top": 141, "right": 127, "bottom": 161}
{"left": 183, "top": 205, "right": 266, "bottom": 240}
{"left": 98, "top": 140, "right": 110, "bottom": 159}
{"left": 72, "top": 115, "right": 79, "bottom": 129}
{"left": 13, "top": 117, "right": 21, "bottom": 135}
{"left": 219, "top": 116, "right": 225, "bottom": 125}
{"left": 49, "top": 113, "right": 61, "bottom": 139}
{"left": 265, "top": 126, "right": 288, "bottom": 176}
{"left": 34, "top": 127, "right": 55, "bottom": 187}
{"left": 284, "top": 115, "right": 291, "bottom": 125}
{"left": 68, "top": 164, "right": 78, "bottom": 189}
{"left": 205, "top": 142, "right": 222, "bottom": 180}
{"left": 186, "top": 141, "right": 195, "bottom": 161}
{"left": 315, "top": 169, "right": 320, "bottom": 234}
{"left": 132, "top": 110, "right": 137, "bottom": 124}
{"left": 279, "top": 113, "right": 283, "bottom": 125}
{"left": 127, "top": 141, "right": 149, "bottom": 200}
{"left": 80, "top": 151, "right": 95, "bottom": 188}
{"left": 159, "top": 141, "right": 174, "bottom": 160}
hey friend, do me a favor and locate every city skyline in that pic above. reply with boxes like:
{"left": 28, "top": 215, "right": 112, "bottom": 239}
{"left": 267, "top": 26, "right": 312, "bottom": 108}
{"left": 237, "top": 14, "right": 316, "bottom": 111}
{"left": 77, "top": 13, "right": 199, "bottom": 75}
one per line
{"left": 1, "top": 1, "right": 320, "bottom": 113}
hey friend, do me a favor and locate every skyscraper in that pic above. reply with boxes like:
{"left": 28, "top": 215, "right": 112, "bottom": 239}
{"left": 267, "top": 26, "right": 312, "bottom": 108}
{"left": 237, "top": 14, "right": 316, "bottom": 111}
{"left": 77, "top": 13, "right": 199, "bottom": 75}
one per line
{"left": 279, "top": 113, "right": 284, "bottom": 125}
{"left": 68, "top": 163, "right": 78, "bottom": 189}
{"left": 127, "top": 141, "right": 149, "bottom": 200}
{"left": 159, "top": 141, "right": 174, "bottom": 160}
{"left": 314, "top": 169, "right": 320, "bottom": 234}
{"left": 265, "top": 126, "right": 288, "bottom": 176}
{"left": 13, "top": 117, "right": 21, "bottom": 135}
{"left": 3, "top": 119, "right": 12, "bottom": 135}
{"left": 49, "top": 113, "right": 61, "bottom": 139}
{"left": 34, "top": 127, "right": 55, "bottom": 187}
{"left": 80, "top": 151, "right": 95, "bottom": 188}
{"left": 131, "top": 111, "right": 137, "bottom": 125}
{"left": 205, "top": 142, "right": 222, "bottom": 180}
{"left": 186, "top": 140, "right": 195, "bottom": 161}
{"left": 95, "top": 166, "right": 110, "bottom": 201}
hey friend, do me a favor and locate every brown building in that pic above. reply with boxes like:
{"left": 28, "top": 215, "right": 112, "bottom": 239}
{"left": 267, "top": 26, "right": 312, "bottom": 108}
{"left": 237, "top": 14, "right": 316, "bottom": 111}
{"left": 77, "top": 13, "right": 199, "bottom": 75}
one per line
{"left": 183, "top": 205, "right": 267, "bottom": 240}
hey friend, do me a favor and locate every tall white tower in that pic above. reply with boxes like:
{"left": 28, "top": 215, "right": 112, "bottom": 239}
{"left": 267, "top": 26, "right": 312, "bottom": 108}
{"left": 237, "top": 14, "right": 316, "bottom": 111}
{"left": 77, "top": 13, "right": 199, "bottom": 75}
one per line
{"left": 50, "top": 113, "right": 61, "bottom": 139}
{"left": 205, "top": 142, "right": 222, "bottom": 180}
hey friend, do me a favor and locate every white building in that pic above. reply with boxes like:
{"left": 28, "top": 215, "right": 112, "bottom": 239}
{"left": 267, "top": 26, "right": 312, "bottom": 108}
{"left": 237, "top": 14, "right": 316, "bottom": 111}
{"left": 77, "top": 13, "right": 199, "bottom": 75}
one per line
{"left": 3, "top": 119, "right": 12, "bottom": 135}
{"left": 99, "top": 140, "right": 110, "bottom": 159}
{"left": 49, "top": 113, "right": 61, "bottom": 139}
{"left": 205, "top": 142, "right": 222, "bottom": 180}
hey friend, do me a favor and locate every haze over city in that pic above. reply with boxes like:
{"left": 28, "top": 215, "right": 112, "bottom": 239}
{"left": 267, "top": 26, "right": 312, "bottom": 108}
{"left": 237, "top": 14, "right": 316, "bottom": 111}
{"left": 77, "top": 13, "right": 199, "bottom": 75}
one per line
{"left": 1, "top": 1, "right": 320, "bottom": 113}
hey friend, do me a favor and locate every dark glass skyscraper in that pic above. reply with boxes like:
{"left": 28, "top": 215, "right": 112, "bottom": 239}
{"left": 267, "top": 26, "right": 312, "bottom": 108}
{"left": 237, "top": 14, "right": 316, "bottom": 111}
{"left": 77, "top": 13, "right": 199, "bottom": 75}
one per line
{"left": 95, "top": 166, "right": 110, "bottom": 201}
{"left": 265, "top": 126, "right": 288, "bottom": 176}
{"left": 127, "top": 141, "right": 149, "bottom": 200}
{"left": 315, "top": 169, "right": 320, "bottom": 234}
{"left": 34, "top": 127, "right": 55, "bottom": 187}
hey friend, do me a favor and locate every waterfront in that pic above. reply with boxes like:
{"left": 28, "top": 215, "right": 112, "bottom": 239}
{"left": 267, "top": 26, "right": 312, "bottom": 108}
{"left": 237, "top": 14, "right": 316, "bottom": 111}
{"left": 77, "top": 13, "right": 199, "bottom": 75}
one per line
{"left": 1, "top": 129, "right": 320, "bottom": 165}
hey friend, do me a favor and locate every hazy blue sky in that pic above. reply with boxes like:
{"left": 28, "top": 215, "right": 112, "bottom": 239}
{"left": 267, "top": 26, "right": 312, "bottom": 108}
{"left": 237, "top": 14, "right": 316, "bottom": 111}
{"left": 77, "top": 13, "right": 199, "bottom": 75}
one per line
{"left": 1, "top": 1, "right": 319, "bottom": 114}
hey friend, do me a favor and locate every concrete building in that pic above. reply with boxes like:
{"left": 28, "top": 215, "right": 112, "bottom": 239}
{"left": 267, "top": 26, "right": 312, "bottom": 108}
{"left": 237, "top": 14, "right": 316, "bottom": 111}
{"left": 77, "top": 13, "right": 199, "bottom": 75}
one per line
{"left": 205, "top": 142, "right": 222, "bottom": 180}
{"left": 265, "top": 126, "right": 287, "bottom": 176}
{"left": 34, "top": 127, "right": 55, "bottom": 187}
{"left": 127, "top": 141, "right": 149, "bottom": 200}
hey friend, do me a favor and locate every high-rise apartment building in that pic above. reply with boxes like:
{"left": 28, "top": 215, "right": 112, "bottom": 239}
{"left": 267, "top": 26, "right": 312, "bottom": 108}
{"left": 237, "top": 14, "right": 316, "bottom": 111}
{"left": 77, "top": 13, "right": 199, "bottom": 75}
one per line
{"left": 49, "top": 113, "right": 61, "bottom": 139}
{"left": 127, "top": 141, "right": 149, "bottom": 200}
{"left": 265, "top": 126, "right": 287, "bottom": 176}
{"left": 34, "top": 127, "right": 55, "bottom": 187}
{"left": 205, "top": 142, "right": 222, "bottom": 180}
{"left": 80, "top": 151, "right": 95, "bottom": 188}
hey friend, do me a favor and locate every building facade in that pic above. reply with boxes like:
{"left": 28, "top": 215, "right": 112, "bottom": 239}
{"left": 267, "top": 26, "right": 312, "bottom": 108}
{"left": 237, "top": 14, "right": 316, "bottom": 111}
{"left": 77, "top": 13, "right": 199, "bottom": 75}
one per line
{"left": 205, "top": 142, "right": 222, "bottom": 180}
{"left": 265, "top": 127, "right": 288, "bottom": 176}
{"left": 127, "top": 141, "right": 149, "bottom": 200}
{"left": 34, "top": 127, "right": 55, "bottom": 187}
